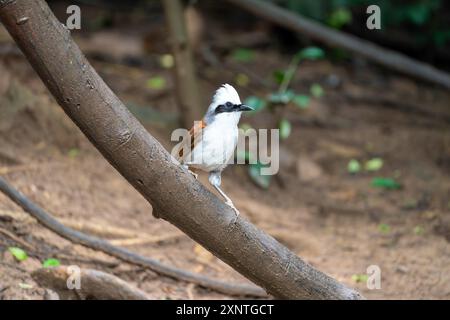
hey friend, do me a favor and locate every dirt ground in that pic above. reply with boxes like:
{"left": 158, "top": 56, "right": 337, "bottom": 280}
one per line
{"left": 1, "top": 7, "right": 450, "bottom": 299}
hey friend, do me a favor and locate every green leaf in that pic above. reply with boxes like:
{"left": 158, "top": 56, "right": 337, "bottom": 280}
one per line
{"left": 378, "top": 223, "right": 391, "bottom": 234}
{"left": 327, "top": 8, "right": 352, "bottom": 29}
{"left": 269, "top": 90, "right": 295, "bottom": 104}
{"left": 413, "top": 226, "right": 424, "bottom": 235}
{"left": 297, "top": 47, "right": 325, "bottom": 61}
{"left": 371, "top": 177, "right": 401, "bottom": 190}
{"left": 310, "top": 83, "right": 324, "bottom": 98}
{"left": 365, "top": 158, "right": 383, "bottom": 171}
{"left": 244, "top": 96, "right": 267, "bottom": 112}
{"left": 406, "top": 4, "right": 431, "bottom": 25}
{"left": 8, "top": 247, "right": 28, "bottom": 262}
{"left": 272, "top": 70, "right": 286, "bottom": 85}
{"left": 236, "top": 150, "right": 257, "bottom": 164}
{"left": 67, "top": 148, "right": 79, "bottom": 158}
{"left": 239, "top": 123, "right": 252, "bottom": 132}
{"left": 18, "top": 283, "right": 33, "bottom": 289}
{"left": 146, "top": 77, "right": 166, "bottom": 90}
{"left": 292, "top": 94, "right": 310, "bottom": 109}
{"left": 159, "top": 54, "right": 174, "bottom": 69}
{"left": 236, "top": 150, "right": 251, "bottom": 163}
{"left": 231, "top": 48, "right": 255, "bottom": 62}
{"left": 433, "top": 30, "right": 450, "bottom": 47}
{"left": 351, "top": 274, "right": 369, "bottom": 283}
{"left": 235, "top": 73, "right": 249, "bottom": 87}
{"left": 279, "top": 119, "right": 292, "bottom": 140}
{"left": 42, "top": 258, "right": 61, "bottom": 268}
{"left": 248, "top": 162, "right": 271, "bottom": 189}
{"left": 347, "top": 159, "right": 361, "bottom": 173}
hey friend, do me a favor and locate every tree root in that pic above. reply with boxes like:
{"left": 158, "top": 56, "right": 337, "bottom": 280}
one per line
{"left": 0, "top": 177, "right": 267, "bottom": 298}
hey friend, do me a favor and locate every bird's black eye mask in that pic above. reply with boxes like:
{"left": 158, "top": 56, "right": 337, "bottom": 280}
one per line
{"left": 215, "top": 102, "right": 253, "bottom": 114}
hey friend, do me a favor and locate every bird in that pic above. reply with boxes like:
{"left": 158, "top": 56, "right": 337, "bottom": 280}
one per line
{"left": 174, "top": 84, "right": 253, "bottom": 217}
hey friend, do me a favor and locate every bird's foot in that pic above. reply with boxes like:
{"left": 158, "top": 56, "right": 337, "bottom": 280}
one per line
{"left": 182, "top": 165, "right": 198, "bottom": 179}
{"left": 226, "top": 200, "right": 240, "bottom": 223}
{"left": 188, "top": 169, "right": 198, "bottom": 179}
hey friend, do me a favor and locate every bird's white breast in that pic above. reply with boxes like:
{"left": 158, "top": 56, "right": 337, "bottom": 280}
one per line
{"left": 189, "top": 119, "right": 238, "bottom": 172}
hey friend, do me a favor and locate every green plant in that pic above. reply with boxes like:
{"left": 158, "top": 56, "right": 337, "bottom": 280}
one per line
{"left": 248, "top": 161, "right": 271, "bottom": 189}
{"left": 146, "top": 76, "right": 166, "bottom": 90}
{"left": 347, "top": 159, "right": 361, "bottom": 173}
{"left": 8, "top": 247, "right": 28, "bottom": 261}
{"left": 378, "top": 223, "right": 391, "bottom": 234}
{"left": 351, "top": 273, "right": 369, "bottom": 283}
{"left": 242, "top": 47, "right": 326, "bottom": 188}
{"left": 43, "top": 258, "right": 61, "bottom": 268}
{"left": 231, "top": 48, "right": 255, "bottom": 62}
{"left": 244, "top": 46, "right": 325, "bottom": 114}
{"left": 371, "top": 177, "right": 401, "bottom": 190}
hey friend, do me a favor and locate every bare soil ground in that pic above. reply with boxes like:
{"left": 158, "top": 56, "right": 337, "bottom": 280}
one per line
{"left": 1, "top": 16, "right": 450, "bottom": 299}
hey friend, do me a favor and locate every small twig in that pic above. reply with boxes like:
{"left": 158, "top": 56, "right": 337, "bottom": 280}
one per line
{"left": 0, "top": 226, "right": 34, "bottom": 250}
{"left": 0, "top": 162, "right": 66, "bottom": 175}
{"left": 0, "top": 210, "right": 178, "bottom": 241}
{"left": 109, "top": 234, "right": 183, "bottom": 246}
{"left": 0, "top": 261, "right": 27, "bottom": 273}
{"left": 57, "top": 218, "right": 149, "bottom": 239}
{"left": 278, "top": 54, "right": 301, "bottom": 94}
{"left": 0, "top": 209, "right": 33, "bottom": 222}
{"left": 0, "top": 177, "right": 267, "bottom": 298}
{"left": 54, "top": 253, "right": 119, "bottom": 269}
{"left": 186, "top": 283, "right": 195, "bottom": 300}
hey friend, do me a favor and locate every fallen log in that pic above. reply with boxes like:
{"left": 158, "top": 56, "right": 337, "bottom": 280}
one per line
{"left": 227, "top": 0, "right": 450, "bottom": 89}
{"left": 32, "top": 266, "right": 151, "bottom": 300}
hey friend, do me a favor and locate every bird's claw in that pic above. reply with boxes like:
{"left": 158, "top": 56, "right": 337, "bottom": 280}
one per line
{"left": 188, "top": 170, "right": 198, "bottom": 179}
{"left": 226, "top": 200, "right": 240, "bottom": 223}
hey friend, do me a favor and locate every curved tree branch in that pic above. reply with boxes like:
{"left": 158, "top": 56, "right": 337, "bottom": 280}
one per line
{"left": 0, "top": 0, "right": 363, "bottom": 299}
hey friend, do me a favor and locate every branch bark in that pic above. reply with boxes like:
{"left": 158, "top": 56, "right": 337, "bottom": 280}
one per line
{"left": 0, "top": 0, "right": 363, "bottom": 299}
{"left": 227, "top": 0, "right": 450, "bottom": 89}
{"left": 162, "top": 0, "right": 202, "bottom": 128}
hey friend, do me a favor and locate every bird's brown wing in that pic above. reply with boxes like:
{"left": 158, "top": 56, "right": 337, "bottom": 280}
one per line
{"left": 175, "top": 120, "right": 206, "bottom": 163}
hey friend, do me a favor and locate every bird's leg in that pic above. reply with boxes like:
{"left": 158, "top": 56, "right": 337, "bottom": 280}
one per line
{"left": 189, "top": 170, "right": 198, "bottom": 179}
{"left": 183, "top": 165, "right": 198, "bottom": 179}
{"left": 214, "top": 185, "right": 240, "bottom": 217}
{"left": 209, "top": 171, "right": 240, "bottom": 220}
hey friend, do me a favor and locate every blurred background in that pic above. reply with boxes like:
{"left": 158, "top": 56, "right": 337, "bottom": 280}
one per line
{"left": 0, "top": 0, "right": 449, "bottom": 300}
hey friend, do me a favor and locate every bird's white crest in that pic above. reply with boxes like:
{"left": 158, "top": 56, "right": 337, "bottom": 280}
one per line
{"left": 205, "top": 84, "right": 242, "bottom": 124}
{"left": 211, "top": 83, "right": 241, "bottom": 106}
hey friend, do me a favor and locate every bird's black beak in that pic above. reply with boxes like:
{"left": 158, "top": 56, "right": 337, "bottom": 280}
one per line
{"left": 238, "top": 104, "right": 254, "bottom": 112}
